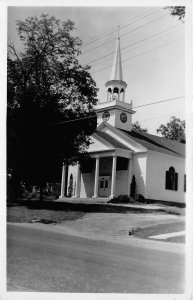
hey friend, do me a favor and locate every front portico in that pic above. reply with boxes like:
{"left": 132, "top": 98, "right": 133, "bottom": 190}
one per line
{"left": 67, "top": 147, "right": 133, "bottom": 200}
{"left": 90, "top": 149, "right": 132, "bottom": 199}
{"left": 60, "top": 122, "right": 146, "bottom": 201}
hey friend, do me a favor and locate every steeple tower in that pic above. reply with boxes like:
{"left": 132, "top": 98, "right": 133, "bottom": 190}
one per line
{"left": 105, "top": 27, "right": 127, "bottom": 102}
{"left": 96, "top": 28, "right": 135, "bottom": 132}
{"left": 110, "top": 27, "right": 123, "bottom": 81}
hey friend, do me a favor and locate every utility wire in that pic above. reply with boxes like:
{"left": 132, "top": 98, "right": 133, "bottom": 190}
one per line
{"left": 79, "top": 8, "right": 162, "bottom": 51}
{"left": 85, "top": 23, "right": 179, "bottom": 66}
{"left": 133, "top": 96, "right": 184, "bottom": 109}
{"left": 90, "top": 25, "right": 181, "bottom": 69}
{"left": 91, "top": 36, "right": 183, "bottom": 75}
{"left": 81, "top": 11, "right": 170, "bottom": 57}
{"left": 135, "top": 113, "right": 175, "bottom": 123}
{"left": 51, "top": 115, "right": 97, "bottom": 126}
{"left": 51, "top": 96, "right": 184, "bottom": 126}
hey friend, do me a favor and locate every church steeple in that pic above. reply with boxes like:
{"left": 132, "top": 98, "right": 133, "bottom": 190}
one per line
{"left": 105, "top": 28, "right": 127, "bottom": 102}
{"left": 110, "top": 28, "right": 123, "bottom": 81}
{"left": 96, "top": 28, "right": 135, "bottom": 132}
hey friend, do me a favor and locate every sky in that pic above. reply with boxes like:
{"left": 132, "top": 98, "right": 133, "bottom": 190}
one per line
{"left": 8, "top": 5, "right": 185, "bottom": 134}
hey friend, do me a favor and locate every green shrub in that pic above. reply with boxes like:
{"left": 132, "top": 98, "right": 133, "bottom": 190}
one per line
{"left": 135, "top": 194, "right": 146, "bottom": 203}
{"left": 26, "top": 191, "right": 39, "bottom": 200}
{"left": 130, "top": 175, "right": 136, "bottom": 198}
{"left": 68, "top": 174, "right": 73, "bottom": 197}
{"left": 108, "top": 194, "right": 133, "bottom": 204}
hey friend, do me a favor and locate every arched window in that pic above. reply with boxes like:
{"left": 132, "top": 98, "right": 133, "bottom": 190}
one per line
{"left": 169, "top": 167, "right": 175, "bottom": 172}
{"left": 165, "top": 166, "right": 178, "bottom": 191}
{"left": 120, "top": 88, "right": 124, "bottom": 101}
{"left": 107, "top": 87, "right": 112, "bottom": 101}
{"left": 113, "top": 87, "right": 119, "bottom": 94}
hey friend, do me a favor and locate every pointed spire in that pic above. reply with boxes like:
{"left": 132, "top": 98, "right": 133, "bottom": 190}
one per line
{"left": 110, "top": 26, "right": 123, "bottom": 81}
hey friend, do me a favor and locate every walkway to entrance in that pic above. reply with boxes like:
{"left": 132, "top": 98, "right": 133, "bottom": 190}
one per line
{"left": 56, "top": 197, "right": 165, "bottom": 210}
{"left": 57, "top": 197, "right": 111, "bottom": 204}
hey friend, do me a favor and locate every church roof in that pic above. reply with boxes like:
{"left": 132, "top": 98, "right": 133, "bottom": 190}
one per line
{"left": 120, "top": 129, "right": 185, "bottom": 157}
{"left": 96, "top": 131, "right": 129, "bottom": 150}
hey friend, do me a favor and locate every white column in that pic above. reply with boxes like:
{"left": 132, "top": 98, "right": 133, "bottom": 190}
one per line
{"left": 73, "top": 163, "right": 81, "bottom": 198}
{"left": 59, "top": 163, "right": 66, "bottom": 199}
{"left": 110, "top": 155, "right": 117, "bottom": 198}
{"left": 92, "top": 157, "right": 100, "bottom": 198}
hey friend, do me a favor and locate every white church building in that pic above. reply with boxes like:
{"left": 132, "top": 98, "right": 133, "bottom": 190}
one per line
{"left": 60, "top": 34, "right": 185, "bottom": 204}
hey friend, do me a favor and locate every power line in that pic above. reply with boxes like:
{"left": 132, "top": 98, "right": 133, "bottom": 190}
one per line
{"left": 90, "top": 25, "right": 181, "bottom": 69}
{"left": 135, "top": 113, "right": 177, "bottom": 124}
{"left": 79, "top": 8, "right": 162, "bottom": 52}
{"left": 80, "top": 8, "right": 161, "bottom": 48}
{"left": 91, "top": 36, "right": 183, "bottom": 75}
{"left": 51, "top": 115, "right": 97, "bottom": 126}
{"left": 85, "top": 23, "right": 179, "bottom": 66}
{"left": 51, "top": 96, "right": 184, "bottom": 126}
{"left": 81, "top": 11, "right": 170, "bottom": 58}
{"left": 133, "top": 96, "right": 184, "bottom": 109}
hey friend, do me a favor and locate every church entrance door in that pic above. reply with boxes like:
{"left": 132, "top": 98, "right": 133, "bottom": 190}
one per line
{"left": 98, "top": 176, "right": 110, "bottom": 197}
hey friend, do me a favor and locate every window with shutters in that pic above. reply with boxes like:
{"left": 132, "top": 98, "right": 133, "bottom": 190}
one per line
{"left": 165, "top": 167, "right": 178, "bottom": 191}
{"left": 184, "top": 175, "right": 186, "bottom": 192}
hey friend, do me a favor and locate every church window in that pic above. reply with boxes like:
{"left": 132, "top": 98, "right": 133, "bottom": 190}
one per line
{"left": 113, "top": 87, "right": 119, "bottom": 94}
{"left": 120, "top": 88, "right": 125, "bottom": 101}
{"left": 100, "top": 178, "right": 108, "bottom": 188}
{"left": 165, "top": 167, "right": 178, "bottom": 191}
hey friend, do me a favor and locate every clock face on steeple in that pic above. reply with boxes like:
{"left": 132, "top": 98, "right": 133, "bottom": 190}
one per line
{"left": 102, "top": 111, "right": 110, "bottom": 122}
{"left": 120, "top": 112, "right": 127, "bottom": 123}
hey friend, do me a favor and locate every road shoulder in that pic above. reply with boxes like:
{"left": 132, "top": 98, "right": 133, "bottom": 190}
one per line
{"left": 7, "top": 222, "right": 185, "bottom": 254}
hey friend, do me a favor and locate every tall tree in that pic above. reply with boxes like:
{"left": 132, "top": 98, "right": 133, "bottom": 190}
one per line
{"left": 132, "top": 121, "right": 148, "bottom": 133}
{"left": 157, "top": 116, "right": 185, "bottom": 143}
{"left": 7, "top": 14, "right": 98, "bottom": 200}
{"left": 165, "top": 6, "right": 185, "bottom": 22}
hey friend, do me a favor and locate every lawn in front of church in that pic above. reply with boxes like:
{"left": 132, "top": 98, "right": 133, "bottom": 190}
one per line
{"left": 7, "top": 199, "right": 185, "bottom": 243}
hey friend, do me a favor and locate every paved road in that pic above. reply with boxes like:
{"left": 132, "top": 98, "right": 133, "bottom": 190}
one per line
{"left": 7, "top": 223, "right": 185, "bottom": 293}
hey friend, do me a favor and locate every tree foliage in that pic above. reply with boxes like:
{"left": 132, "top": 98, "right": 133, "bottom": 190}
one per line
{"left": 165, "top": 6, "right": 185, "bottom": 22}
{"left": 132, "top": 121, "right": 148, "bottom": 133}
{"left": 7, "top": 14, "right": 98, "bottom": 199}
{"left": 157, "top": 116, "right": 185, "bottom": 143}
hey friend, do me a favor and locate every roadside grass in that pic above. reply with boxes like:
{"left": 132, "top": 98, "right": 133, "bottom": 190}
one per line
{"left": 7, "top": 205, "right": 85, "bottom": 223}
{"left": 145, "top": 203, "right": 185, "bottom": 216}
{"left": 111, "top": 202, "right": 185, "bottom": 216}
{"left": 7, "top": 199, "right": 176, "bottom": 218}
{"left": 7, "top": 201, "right": 167, "bottom": 224}
{"left": 7, "top": 199, "right": 185, "bottom": 243}
{"left": 165, "top": 235, "right": 185, "bottom": 243}
{"left": 130, "top": 222, "right": 185, "bottom": 243}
